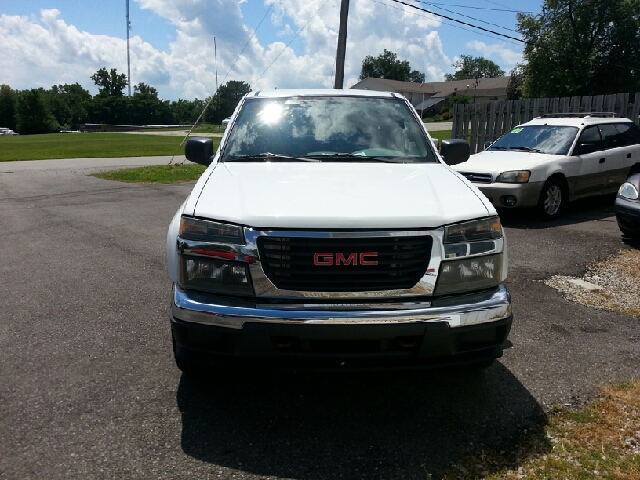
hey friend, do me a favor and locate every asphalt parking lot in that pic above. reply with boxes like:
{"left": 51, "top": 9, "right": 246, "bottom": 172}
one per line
{"left": 1, "top": 157, "right": 638, "bottom": 479}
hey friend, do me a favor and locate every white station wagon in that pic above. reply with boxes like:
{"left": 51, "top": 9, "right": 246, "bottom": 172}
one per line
{"left": 454, "top": 114, "right": 640, "bottom": 219}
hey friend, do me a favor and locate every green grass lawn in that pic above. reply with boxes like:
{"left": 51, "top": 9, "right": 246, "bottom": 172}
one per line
{"left": 429, "top": 130, "right": 452, "bottom": 142}
{"left": 0, "top": 133, "right": 220, "bottom": 162}
{"left": 93, "top": 164, "right": 207, "bottom": 183}
{"left": 136, "top": 124, "right": 225, "bottom": 134}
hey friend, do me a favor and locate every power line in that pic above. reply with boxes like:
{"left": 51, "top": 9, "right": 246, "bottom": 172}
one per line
{"left": 223, "top": 3, "right": 275, "bottom": 87}
{"left": 173, "top": 0, "right": 332, "bottom": 164}
{"left": 182, "top": 3, "right": 275, "bottom": 142}
{"left": 386, "top": 0, "right": 640, "bottom": 72}
{"left": 419, "top": 1, "right": 533, "bottom": 14}
{"left": 386, "top": 0, "right": 526, "bottom": 44}
{"left": 481, "top": 0, "right": 521, "bottom": 12}
{"left": 420, "top": 1, "right": 521, "bottom": 35}
{"left": 169, "top": 1, "right": 277, "bottom": 164}
{"left": 370, "top": 0, "right": 523, "bottom": 48}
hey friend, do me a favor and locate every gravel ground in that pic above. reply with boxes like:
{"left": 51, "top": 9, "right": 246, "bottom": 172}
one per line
{"left": 545, "top": 247, "right": 640, "bottom": 317}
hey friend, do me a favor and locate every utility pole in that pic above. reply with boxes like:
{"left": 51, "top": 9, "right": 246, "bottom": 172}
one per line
{"left": 333, "top": 0, "right": 350, "bottom": 89}
{"left": 214, "top": 37, "right": 218, "bottom": 92}
{"left": 126, "top": 0, "right": 132, "bottom": 96}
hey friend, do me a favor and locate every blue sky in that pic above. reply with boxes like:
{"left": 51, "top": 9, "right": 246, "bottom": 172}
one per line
{"left": 0, "top": 0, "right": 541, "bottom": 100}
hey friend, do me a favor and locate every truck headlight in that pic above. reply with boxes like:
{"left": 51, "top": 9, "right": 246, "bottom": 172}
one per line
{"left": 435, "top": 254, "right": 504, "bottom": 295}
{"left": 179, "top": 217, "right": 244, "bottom": 243}
{"left": 180, "top": 257, "right": 254, "bottom": 296}
{"left": 178, "top": 217, "right": 253, "bottom": 295}
{"left": 438, "top": 217, "right": 505, "bottom": 295}
{"left": 496, "top": 171, "right": 530, "bottom": 183}
{"left": 444, "top": 217, "right": 502, "bottom": 244}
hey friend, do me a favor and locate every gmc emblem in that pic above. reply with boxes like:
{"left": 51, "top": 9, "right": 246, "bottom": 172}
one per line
{"left": 313, "top": 252, "right": 378, "bottom": 266}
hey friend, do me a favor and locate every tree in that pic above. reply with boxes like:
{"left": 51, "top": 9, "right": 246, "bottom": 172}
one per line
{"left": 16, "top": 89, "right": 59, "bottom": 135}
{"left": 0, "top": 84, "right": 17, "bottom": 130}
{"left": 506, "top": 65, "right": 525, "bottom": 100}
{"left": 359, "top": 49, "right": 425, "bottom": 82}
{"left": 89, "top": 68, "right": 129, "bottom": 124}
{"left": 517, "top": 0, "right": 640, "bottom": 98}
{"left": 46, "top": 83, "right": 91, "bottom": 129}
{"left": 204, "top": 81, "right": 251, "bottom": 124}
{"left": 171, "top": 98, "right": 202, "bottom": 123}
{"left": 445, "top": 55, "right": 505, "bottom": 81}
{"left": 449, "top": 94, "right": 472, "bottom": 105}
{"left": 130, "top": 82, "right": 171, "bottom": 125}
{"left": 133, "top": 82, "right": 158, "bottom": 96}
{"left": 91, "top": 67, "right": 128, "bottom": 97}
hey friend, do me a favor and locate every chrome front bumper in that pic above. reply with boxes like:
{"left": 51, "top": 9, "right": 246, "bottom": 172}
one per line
{"left": 171, "top": 283, "right": 512, "bottom": 330}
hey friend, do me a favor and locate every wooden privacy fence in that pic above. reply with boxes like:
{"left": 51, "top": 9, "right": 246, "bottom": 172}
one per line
{"left": 452, "top": 93, "right": 640, "bottom": 154}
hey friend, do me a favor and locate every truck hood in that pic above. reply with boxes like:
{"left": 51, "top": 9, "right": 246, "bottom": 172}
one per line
{"left": 187, "top": 162, "right": 492, "bottom": 229}
{"left": 453, "top": 150, "right": 562, "bottom": 177}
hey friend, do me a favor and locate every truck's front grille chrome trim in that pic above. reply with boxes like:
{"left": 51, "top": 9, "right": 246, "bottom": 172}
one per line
{"left": 459, "top": 172, "right": 493, "bottom": 184}
{"left": 257, "top": 235, "right": 432, "bottom": 292}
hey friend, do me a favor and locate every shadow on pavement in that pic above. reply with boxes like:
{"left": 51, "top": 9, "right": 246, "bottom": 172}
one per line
{"left": 499, "top": 193, "right": 616, "bottom": 230}
{"left": 177, "top": 363, "right": 549, "bottom": 479}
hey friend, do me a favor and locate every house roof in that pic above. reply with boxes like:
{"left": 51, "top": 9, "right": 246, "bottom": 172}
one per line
{"left": 414, "top": 97, "right": 446, "bottom": 110}
{"left": 351, "top": 76, "right": 510, "bottom": 98}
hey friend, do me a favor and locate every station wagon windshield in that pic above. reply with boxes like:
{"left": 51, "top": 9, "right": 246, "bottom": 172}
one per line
{"left": 222, "top": 96, "right": 437, "bottom": 163}
{"left": 487, "top": 125, "right": 578, "bottom": 155}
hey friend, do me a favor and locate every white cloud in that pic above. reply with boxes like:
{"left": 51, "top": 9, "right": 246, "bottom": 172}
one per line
{"left": 0, "top": 0, "right": 458, "bottom": 100}
{"left": 465, "top": 40, "right": 522, "bottom": 68}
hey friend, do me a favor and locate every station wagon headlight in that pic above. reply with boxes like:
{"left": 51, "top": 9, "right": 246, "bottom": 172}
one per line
{"left": 437, "top": 217, "right": 505, "bottom": 295}
{"left": 496, "top": 170, "right": 530, "bottom": 183}
{"left": 618, "top": 182, "right": 638, "bottom": 200}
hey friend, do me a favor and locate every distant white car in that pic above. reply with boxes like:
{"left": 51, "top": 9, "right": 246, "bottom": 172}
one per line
{"left": 221, "top": 117, "right": 231, "bottom": 126}
{"left": 454, "top": 114, "right": 640, "bottom": 219}
{"left": 0, "top": 127, "right": 18, "bottom": 136}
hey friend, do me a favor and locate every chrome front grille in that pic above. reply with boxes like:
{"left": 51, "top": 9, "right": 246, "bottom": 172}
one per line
{"left": 459, "top": 172, "right": 493, "bottom": 184}
{"left": 257, "top": 235, "right": 433, "bottom": 292}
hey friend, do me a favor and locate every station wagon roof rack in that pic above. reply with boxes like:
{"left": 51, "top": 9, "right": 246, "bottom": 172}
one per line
{"left": 539, "top": 112, "right": 618, "bottom": 118}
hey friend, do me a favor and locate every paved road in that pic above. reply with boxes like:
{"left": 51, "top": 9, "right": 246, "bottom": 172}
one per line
{"left": 424, "top": 121, "right": 453, "bottom": 132}
{"left": 1, "top": 158, "right": 638, "bottom": 479}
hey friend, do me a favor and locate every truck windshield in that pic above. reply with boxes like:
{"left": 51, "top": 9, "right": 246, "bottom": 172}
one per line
{"left": 487, "top": 125, "right": 578, "bottom": 155}
{"left": 221, "top": 96, "right": 437, "bottom": 163}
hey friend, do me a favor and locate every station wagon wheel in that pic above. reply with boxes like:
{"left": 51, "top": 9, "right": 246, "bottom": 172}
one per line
{"left": 537, "top": 177, "right": 565, "bottom": 220}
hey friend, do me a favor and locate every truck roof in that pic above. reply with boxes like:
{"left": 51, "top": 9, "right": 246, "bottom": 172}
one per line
{"left": 249, "top": 89, "right": 398, "bottom": 99}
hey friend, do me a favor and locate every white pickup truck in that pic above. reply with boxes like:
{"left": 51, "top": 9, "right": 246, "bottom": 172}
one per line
{"left": 166, "top": 89, "right": 512, "bottom": 372}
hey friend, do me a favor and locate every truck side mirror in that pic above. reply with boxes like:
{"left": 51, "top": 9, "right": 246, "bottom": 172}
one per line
{"left": 185, "top": 137, "right": 214, "bottom": 166}
{"left": 440, "top": 139, "right": 470, "bottom": 165}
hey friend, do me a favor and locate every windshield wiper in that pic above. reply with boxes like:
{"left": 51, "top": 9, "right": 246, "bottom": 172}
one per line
{"left": 510, "top": 146, "right": 545, "bottom": 153}
{"left": 488, "top": 145, "right": 510, "bottom": 151}
{"left": 224, "top": 152, "right": 319, "bottom": 162}
{"left": 304, "top": 153, "right": 403, "bottom": 163}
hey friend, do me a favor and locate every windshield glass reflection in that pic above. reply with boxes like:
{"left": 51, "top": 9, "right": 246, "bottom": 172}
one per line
{"left": 222, "top": 96, "right": 436, "bottom": 163}
{"left": 487, "top": 125, "right": 578, "bottom": 155}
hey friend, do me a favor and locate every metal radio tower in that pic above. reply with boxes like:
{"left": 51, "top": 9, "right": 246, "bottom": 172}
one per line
{"left": 126, "top": 0, "right": 132, "bottom": 96}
